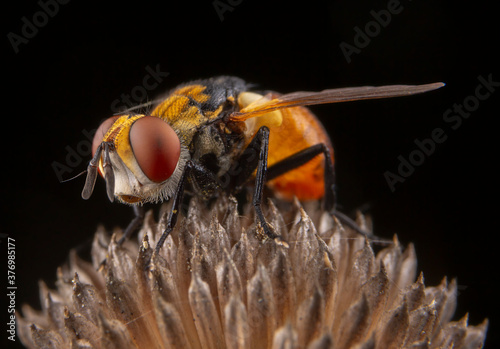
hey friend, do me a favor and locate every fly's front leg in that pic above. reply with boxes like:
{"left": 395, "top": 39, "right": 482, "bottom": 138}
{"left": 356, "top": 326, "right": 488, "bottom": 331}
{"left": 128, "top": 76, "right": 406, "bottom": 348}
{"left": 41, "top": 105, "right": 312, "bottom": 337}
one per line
{"left": 233, "top": 126, "right": 287, "bottom": 245}
{"left": 98, "top": 198, "right": 145, "bottom": 270}
{"left": 153, "top": 161, "right": 220, "bottom": 259}
{"left": 153, "top": 162, "right": 191, "bottom": 258}
{"left": 117, "top": 205, "right": 145, "bottom": 246}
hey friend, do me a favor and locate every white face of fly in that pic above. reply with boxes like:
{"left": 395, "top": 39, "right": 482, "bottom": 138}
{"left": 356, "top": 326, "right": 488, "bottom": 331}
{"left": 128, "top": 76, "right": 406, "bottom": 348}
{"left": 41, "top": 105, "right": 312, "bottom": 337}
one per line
{"left": 106, "top": 146, "right": 190, "bottom": 204}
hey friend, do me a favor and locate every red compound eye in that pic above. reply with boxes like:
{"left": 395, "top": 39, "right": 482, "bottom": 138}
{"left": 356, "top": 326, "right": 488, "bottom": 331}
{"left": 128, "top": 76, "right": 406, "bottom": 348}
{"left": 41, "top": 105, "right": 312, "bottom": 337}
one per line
{"left": 92, "top": 116, "right": 119, "bottom": 156}
{"left": 129, "top": 116, "right": 181, "bottom": 183}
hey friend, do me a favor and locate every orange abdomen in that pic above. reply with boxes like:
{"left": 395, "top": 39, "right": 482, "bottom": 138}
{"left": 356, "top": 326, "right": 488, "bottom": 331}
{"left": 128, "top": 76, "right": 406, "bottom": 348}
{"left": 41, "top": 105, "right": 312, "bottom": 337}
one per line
{"left": 266, "top": 106, "right": 334, "bottom": 201}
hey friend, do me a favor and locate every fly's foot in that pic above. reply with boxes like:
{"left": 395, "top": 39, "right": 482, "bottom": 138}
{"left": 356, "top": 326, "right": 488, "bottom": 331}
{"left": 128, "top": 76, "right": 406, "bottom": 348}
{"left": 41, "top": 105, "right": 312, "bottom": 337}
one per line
{"left": 256, "top": 219, "right": 289, "bottom": 248}
{"left": 330, "top": 209, "right": 393, "bottom": 245}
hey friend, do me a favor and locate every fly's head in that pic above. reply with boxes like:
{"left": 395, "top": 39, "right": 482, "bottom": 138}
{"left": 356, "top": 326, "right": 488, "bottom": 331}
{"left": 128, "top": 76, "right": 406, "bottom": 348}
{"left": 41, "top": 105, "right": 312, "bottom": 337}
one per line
{"left": 82, "top": 114, "right": 186, "bottom": 205}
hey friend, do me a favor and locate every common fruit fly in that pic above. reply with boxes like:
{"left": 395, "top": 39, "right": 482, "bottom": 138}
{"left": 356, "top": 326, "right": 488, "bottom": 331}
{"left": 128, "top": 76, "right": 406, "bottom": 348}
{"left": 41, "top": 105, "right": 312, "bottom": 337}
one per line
{"left": 82, "top": 76, "right": 443, "bottom": 257}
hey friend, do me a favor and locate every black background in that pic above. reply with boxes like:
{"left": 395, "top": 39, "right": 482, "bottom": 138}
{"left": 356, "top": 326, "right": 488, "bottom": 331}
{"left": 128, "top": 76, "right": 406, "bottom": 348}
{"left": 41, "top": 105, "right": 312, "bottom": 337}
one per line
{"left": 3, "top": 0, "right": 498, "bottom": 348}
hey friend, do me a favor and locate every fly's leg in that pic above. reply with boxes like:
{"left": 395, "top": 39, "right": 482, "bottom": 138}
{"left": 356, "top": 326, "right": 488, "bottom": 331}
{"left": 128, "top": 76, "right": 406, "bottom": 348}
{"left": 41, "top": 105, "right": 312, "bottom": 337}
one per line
{"left": 251, "top": 127, "right": 285, "bottom": 244}
{"left": 266, "top": 143, "right": 336, "bottom": 211}
{"left": 153, "top": 161, "right": 221, "bottom": 259}
{"left": 97, "top": 206, "right": 145, "bottom": 270}
{"left": 266, "top": 143, "right": 387, "bottom": 242}
{"left": 96, "top": 205, "right": 145, "bottom": 270}
{"left": 232, "top": 126, "right": 286, "bottom": 245}
{"left": 153, "top": 162, "right": 191, "bottom": 258}
{"left": 117, "top": 205, "right": 145, "bottom": 246}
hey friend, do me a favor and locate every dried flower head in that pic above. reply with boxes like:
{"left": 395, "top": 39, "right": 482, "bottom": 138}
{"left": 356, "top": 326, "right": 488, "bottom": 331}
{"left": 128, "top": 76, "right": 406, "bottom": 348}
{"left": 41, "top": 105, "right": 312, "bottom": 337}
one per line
{"left": 17, "top": 196, "right": 487, "bottom": 348}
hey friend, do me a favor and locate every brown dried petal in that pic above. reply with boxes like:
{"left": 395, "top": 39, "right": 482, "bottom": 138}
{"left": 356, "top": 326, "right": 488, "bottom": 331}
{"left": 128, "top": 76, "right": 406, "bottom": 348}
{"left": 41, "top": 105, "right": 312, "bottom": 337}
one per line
{"left": 375, "top": 299, "right": 410, "bottom": 349}
{"left": 272, "top": 323, "right": 298, "bottom": 349}
{"left": 217, "top": 248, "right": 244, "bottom": 325}
{"left": 269, "top": 248, "right": 297, "bottom": 327}
{"left": 224, "top": 296, "right": 250, "bottom": 349}
{"left": 405, "top": 302, "right": 437, "bottom": 345}
{"left": 189, "top": 273, "right": 226, "bottom": 348}
{"left": 307, "top": 333, "right": 334, "bottom": 349}
{"left": 30, "top": 324, "right": 65, "bottom": 349}
{"left": 63, "top": 308, "right": 99, "bottom": 347}
{"left": 336, "top": 294, "right": 372, "bottom": 348}
{"left": 154, "top": 295, "right": 194, "bottom": 349}
{"left": 97, "top": 313, "right": 136, "bottom": 349}
{"left": 296, "top": 287, "right": 325, "bottom": 347}
{"left": 247, "top": 264, "right": 276, "bottom": 348}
